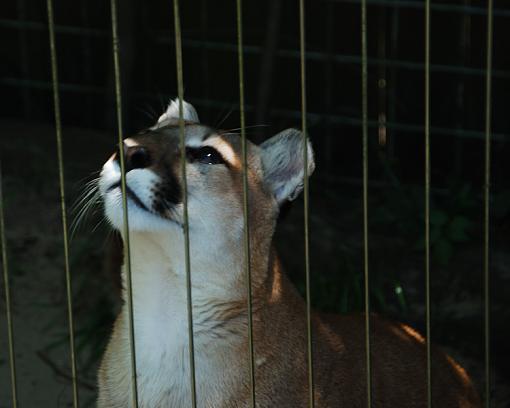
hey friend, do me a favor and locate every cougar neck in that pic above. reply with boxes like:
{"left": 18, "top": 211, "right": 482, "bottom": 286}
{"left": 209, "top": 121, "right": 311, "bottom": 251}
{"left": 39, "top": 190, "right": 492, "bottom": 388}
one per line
{"left": 119, "top": 227, "right": 273, "bottom": 328}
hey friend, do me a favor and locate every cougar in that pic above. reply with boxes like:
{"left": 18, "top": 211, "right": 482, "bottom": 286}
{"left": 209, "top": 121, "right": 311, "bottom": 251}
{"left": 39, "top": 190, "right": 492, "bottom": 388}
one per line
{"left": 96, "top": 100, "right": 480, "bottom": 407}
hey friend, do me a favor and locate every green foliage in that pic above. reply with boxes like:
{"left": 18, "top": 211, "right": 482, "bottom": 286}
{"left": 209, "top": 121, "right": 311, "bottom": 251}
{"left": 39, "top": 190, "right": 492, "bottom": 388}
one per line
{"left": 373, "top": 153, "right": 477, "bottom": 266}
{"left": 38, "top": 226, "right": 116, "bottom": 389}
{"left": 425, "top": 211, "right": 473, "bottom": 265}
{"left": 493, "top": 190, "right": 510, "bottom": 220}
{"left": 68, "top": 231, "right": 116, "bottom": 377}
{"left": 293, "top": 243, "right": 408, "bottom": 315}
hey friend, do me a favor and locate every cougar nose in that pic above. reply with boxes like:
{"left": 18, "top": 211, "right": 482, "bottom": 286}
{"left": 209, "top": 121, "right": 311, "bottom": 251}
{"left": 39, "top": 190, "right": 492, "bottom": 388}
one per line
{"left": 122, "top": 145, "right": 151, "bottom": 172}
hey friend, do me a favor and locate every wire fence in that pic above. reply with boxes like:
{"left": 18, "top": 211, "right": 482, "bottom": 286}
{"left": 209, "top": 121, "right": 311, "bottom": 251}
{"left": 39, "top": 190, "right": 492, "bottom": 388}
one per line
{"left": 172, "top": 0, "right": 197, "bottom": 406}
{"left": 483, "top": 2, "right": 494, "bottom": 407}
{"left": 424, "top": 1, "right": 432, "bottom": 405}
{"left": 108, "top": 0, "right": 139, "bottom": 406}
{"left": 235, "top": 0, "right": 257, "bottom": 405}
{"left": 0, "top": 1, "right": 508, "bottom": 147}
{"left": 0, "top": 163, "right": 18, "bottom": 407}
{"left": 0, "top": 0, "right": 498, "bottom": 407}
{"left": 46, "top": 0, "right": 79, "bottom": 406}
{"left": 361, "top": 0, "right": 372, "bottom": 404}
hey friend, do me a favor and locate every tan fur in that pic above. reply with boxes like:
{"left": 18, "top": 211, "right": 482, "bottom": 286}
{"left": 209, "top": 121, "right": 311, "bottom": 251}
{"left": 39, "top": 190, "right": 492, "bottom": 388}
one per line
{"left": 97, "top": 117, "right": 480, "bottom": 407}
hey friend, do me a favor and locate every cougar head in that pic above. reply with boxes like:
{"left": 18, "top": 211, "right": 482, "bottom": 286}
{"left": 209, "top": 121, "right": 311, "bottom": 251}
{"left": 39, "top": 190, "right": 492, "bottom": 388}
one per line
{"left": 98, "top": 100, "right": 315, "bottom": 261}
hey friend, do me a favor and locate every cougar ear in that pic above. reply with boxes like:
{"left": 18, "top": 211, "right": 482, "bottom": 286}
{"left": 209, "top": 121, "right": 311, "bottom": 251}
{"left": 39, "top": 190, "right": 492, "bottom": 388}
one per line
{"left": 154, "top": 99, "right": 200, "bottom": 128}
{"left": 260, "top": 128, "right": 315, "bottom": 205}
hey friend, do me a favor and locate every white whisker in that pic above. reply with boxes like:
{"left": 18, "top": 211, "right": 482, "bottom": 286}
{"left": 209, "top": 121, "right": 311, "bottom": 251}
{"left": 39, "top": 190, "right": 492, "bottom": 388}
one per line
{"left": 70, "top": 178, "right": 101, "bottom": 239}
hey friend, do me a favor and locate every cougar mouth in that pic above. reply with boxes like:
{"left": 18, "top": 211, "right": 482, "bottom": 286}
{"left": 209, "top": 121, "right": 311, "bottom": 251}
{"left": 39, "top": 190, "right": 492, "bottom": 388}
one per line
{"left": 104, "top": 179, "right": 183, "bottom": 229}
{"left": 106, "top": 181, "right": 151, "bottom": 213}
{"left": 99, "top": 144, "right": 184, "bottom": 231}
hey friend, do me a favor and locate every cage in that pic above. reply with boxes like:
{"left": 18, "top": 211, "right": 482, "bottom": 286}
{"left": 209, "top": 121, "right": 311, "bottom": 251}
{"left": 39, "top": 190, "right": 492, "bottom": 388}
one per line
{"left": 1, "top": 0, "right": 509, "bottom": 407}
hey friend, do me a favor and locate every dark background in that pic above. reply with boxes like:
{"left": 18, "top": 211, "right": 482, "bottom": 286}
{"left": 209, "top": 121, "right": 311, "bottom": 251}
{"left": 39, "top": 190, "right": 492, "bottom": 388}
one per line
{"left": 0, "top": 0, "right": 509, "bottom": 406}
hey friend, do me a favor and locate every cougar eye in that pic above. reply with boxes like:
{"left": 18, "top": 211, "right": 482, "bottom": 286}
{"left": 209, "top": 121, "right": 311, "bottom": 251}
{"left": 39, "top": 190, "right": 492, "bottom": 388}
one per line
{"left": 186, "top": 146, "right": 226, "bottom": 165}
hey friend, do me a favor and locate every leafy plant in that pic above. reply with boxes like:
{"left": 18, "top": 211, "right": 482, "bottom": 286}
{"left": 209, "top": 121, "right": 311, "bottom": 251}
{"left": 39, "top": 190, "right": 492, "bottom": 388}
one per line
{"left": 374, "top": 152, "right": 477, "bottom": 266}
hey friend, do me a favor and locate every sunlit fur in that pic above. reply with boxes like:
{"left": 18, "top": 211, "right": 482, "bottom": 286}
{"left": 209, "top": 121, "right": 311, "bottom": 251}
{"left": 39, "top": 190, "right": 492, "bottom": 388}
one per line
{"left": 96, "top": 100, "right": 481, "bottom": 408}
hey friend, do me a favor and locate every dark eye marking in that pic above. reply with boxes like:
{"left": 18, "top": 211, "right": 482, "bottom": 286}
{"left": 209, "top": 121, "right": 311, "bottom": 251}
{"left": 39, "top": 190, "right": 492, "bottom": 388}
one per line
{"left": 186, "top": 146, "right": 227, "bottom": 165}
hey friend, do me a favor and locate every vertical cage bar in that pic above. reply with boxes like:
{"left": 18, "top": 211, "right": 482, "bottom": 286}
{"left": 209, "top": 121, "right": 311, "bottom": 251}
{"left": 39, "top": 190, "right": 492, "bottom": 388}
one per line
{"left": 16, "top": 0, "right": 31, "bottom": 119}
{"left": 199, "top": 0, "right": 210, "bottom": 119}
{"left": 79, "top": 0, "right": 94, "bottom": 125}
{"left": 235, "top": 0, "right": 256, "bottom": 406}
{"left": 361, "top": 0, "right": 372, "bottom": 407}
{"left": 424, "top": 0, "right": 432, "bottom": 407}
{"left": 483, "top": 1, "right": 493, "bottom": 407}
{"left": 299, "top": 0, "right": 314, "bottom": 406}
{"left": 172, "top": 1, "right": 197, "bottom": 406}
{"left": 388, "top": 5, "right": 400, "bottom": 159}
{"left": 109, "top": 1, "right": 139, "bottom": 407}
{"left": 46, "top": 0, "right": 79, "bottom": 406}
{"left": 377, "top": 6, "right": 387, "bottom": 148}
{"left": 0, "top": 164, "right": 18, "bottom": 408}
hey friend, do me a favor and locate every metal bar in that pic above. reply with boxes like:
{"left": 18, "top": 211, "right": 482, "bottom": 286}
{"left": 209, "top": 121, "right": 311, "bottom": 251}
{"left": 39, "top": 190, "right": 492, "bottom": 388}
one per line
{"left": 254, "top": 0, "right": 282, "bottom": 141}
{"left": 0, "top": 19, "right": 107, "bottom": 36}
{"left": 323, "top": 0, "right": 335, "bottom": 167}
{"left": 483, "top": 1, "right": 493, "bottom": 407}
{"left": 171, "top": 1, "right": 197, "bottom": 406}
{"left": 3, "top": 19, "right": 510, "bottom": 80}
{"left": 80, "top": 0, "right": 94, "bottom": 125}
{"left": 153, "top": 36, "right": 510, "bottom": 80}
{"left": 298, "top": 1, "right": 314, "bottom": 406}
{"left": 0, "top": 78, "right": 104, "bottom": 94}
{"left": 199, "top": 0, "right": 210, "bottom": 119}
{"left": 0, "top": 164, "right": 18, "bottom": 408}
{"left": 46, "top": 0, "right": 79, "bottom": 406}
{"left": 1, "top": 78, "right": 507, "bottom": 142}
{"left": 361, "top": 0, "right": 371, "bottom": 406}
{"left": 109, "top": 1, "right": 139, "bottom": 407}
{"left": 424, "top": 0, "right": 432, "bottom": 407}
{"left": 387, "top": 4, "right": 400, "bottom": 158}
{"left": 452, "top": 0, "right": 471, "bottom": 178}
{"left": 377, "top": 6, "right": 387, "bottom": 148}
{"left": 327, "top": 0, "right": 510, "bottom": 18}
{"left": 16, "top": 0, "right": 30, "bottom": 119}
{"left": 235, "top": 0, "right": 256, "bottom": 406}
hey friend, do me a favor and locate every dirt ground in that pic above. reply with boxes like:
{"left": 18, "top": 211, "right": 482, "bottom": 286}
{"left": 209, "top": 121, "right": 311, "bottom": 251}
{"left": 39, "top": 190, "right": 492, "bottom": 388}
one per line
{"left": 0, "top": 121, "right": 116, "bottom": 407}
{"left": 0, "top": 120, "right": 509, "bottom": 407}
